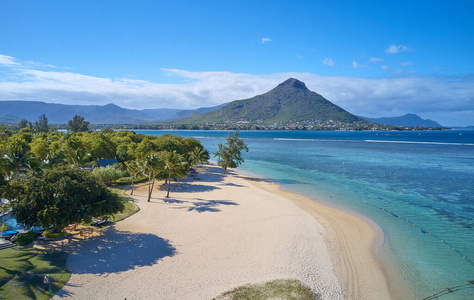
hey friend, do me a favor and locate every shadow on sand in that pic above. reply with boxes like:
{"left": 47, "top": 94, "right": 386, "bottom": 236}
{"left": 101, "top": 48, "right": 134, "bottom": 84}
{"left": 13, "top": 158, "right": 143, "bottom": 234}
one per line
{"left": 64, "top": 226, "right": 176, "bottom": 275}
{"left": 160, "top": 182, "right": 220, "bottom": 193}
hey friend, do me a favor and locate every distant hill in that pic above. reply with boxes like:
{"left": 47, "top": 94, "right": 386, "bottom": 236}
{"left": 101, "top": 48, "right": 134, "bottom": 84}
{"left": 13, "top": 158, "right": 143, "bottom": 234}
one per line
{"left": 361, "top": 114, "right": 443, "bottom": 127}
{"left": 0, "top": 101, "right": 223, "bottom": 124}
{"left": 0, "top": 114, "right": 22, "bottom": 124}
{"left": 183, "top": 78, "right": 367, "bottom": 125}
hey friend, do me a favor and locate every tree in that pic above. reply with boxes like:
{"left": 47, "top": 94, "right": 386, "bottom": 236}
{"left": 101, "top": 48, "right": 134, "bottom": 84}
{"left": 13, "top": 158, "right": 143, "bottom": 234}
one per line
{"left": 4, "top": 133, "right": 34, "bottom": 179}
{"left": 18, "top": 119, "right": 32, "bottom": 130}
{"left": 67, "top": 115, "right": 90, "bottom": 132}
{"left": 34, "top": 114, "right": 49, "bottom": 133}
{"left": 188, "top": 147, "right": 209, "bottom": 180}
{"left": 140, "top": 152, "right": 163, "bottom": 202}
{"left": 214, "top": 131, "right": 248, "bottom": 174}
{"left": 5, "top": 167, "right": 124, "bottom": 232}
{"left": 124, "top": 160, "right": 140, "bottom": 195}
{"left": 163, "top": 150, "right": 188, "bottom": 198}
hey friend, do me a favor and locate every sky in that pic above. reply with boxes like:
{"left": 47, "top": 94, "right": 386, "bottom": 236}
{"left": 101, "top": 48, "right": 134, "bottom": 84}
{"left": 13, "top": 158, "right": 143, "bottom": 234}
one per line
{"left": 0, "top": 0, "right": 473, "bottom": 126}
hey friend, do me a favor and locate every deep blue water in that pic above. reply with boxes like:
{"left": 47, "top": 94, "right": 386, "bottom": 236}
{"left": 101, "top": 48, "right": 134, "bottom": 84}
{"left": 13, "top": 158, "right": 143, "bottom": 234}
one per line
{"left": 137, "top": 129, "right": 474, "bottom": 300}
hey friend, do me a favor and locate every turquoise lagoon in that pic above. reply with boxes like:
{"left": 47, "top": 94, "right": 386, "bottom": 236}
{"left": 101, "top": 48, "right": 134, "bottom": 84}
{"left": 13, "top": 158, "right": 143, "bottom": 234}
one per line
{"left": 137, "top": 129, "right": 474, "bottom": 300}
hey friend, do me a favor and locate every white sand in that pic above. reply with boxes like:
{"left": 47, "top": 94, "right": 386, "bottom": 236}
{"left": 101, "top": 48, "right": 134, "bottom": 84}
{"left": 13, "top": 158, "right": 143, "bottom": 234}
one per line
{"left": 53, "top": 165, "right": 391, "bottom": 299}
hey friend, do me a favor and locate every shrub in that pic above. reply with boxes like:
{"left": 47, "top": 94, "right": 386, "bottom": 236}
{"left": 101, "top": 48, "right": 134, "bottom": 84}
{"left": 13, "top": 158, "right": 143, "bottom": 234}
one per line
{"left": 92, "top": 164, "right": 125, "bottom": 186}
{"left": 15, "top": 230, "right": 38, "bottom": 246}
{"left": 43, "top": 230, "right": 67, "bottom": 239}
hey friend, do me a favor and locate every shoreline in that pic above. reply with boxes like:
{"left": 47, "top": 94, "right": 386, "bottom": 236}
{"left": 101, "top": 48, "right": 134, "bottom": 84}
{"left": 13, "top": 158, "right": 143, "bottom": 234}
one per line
{"left": 53, "top": 165, "right": 399, "bottom": 299}
{"left": 241, "top": 175, "right": 395, "bottom": 300}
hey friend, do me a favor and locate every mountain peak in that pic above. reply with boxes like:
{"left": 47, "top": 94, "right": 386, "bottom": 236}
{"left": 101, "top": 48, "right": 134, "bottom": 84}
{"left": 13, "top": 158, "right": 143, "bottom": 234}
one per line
{"left": 276, "top": 78, "right": 308, "bottom": 90}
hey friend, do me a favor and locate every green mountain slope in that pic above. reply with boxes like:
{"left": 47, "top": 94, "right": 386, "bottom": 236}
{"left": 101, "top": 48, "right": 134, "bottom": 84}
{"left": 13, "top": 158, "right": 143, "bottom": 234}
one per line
{"left": 185, "top": 78, "right": 367, "bottom": 124}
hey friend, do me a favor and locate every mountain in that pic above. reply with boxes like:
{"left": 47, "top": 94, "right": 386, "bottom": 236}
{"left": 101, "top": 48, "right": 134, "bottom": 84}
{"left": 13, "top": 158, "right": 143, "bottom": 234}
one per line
{"left": 0, "top": 114, "right": 22, "bottom": 124}
{"left": 361, "top": 114, "right": 443, "bottom": 127}
{"left": 183, "top": 78, "right": 367, "bottom": 125}
{"left": 0, "top": 101, "right": 224, "bottom": 124}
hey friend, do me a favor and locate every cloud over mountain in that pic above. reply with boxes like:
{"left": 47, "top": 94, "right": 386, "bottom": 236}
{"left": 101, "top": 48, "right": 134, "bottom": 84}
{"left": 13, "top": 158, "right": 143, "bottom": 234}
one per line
{"left": 0, "top": 54, "right": 473, "bottom": 126}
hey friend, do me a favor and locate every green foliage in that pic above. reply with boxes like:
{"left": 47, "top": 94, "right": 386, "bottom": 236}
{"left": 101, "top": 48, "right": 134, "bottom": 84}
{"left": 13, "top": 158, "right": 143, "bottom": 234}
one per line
{"left": 92, "top": 164, "right": 125, "bottom": 186}
{"left": 0, "top": 248, "right": 70, "bottom": 299}
{"left": 43, "top": 229, "right": 67, "bottom": 239}
{"left": 212, "top": 279, "right": 320, "bottom": 300}
{"left": 163, "top": 150, "right": 188, "bottom": 198}
{"left": 14, "top": 230, "right": 37, "bottom": 246}
{"left": 214, "top": 131, "right": 248, "bottom": 174}
{"left": 87, "top": 132, "right": 116, "bottom": 161}
{"left": 34, "top": 114, "right": 50, "bottom": 133}
{"left": 5, "top": 166, "right": 124, "bottom": 231}
{"left": 67, "top": 114, "right": 90, "bottom": 132}
{"left": 114, "top": 174, "right": 147, "bottom": 185}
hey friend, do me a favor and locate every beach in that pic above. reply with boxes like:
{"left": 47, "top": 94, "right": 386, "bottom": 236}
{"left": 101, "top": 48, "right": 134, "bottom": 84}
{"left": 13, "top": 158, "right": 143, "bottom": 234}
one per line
{"left": 53, "top": 165, "right": 392, "bottom": 299}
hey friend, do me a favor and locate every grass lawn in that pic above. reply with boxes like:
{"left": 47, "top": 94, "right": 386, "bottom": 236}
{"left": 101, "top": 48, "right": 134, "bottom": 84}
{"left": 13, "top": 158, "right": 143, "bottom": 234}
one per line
{"left": 0, "top": 192, "right": 139, "bottom": 299}
{"left": 110, "top": 198, "right": 140, "bottom": 222}
{"left": 0, "top": 248, "right": 70, "bottom": 300}
{"left": 212, "top": 279, "right": 320, "bottom": 300}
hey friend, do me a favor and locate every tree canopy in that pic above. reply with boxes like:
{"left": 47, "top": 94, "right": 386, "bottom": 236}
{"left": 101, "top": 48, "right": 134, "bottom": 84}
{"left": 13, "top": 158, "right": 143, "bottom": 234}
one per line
{"left": 67, "top": 115, "right": 90, "bottom": 132}
{"left": 214, "top": 131, "right": 248, "bottom": 174}
{"left": 5, "top": 167, "right": 124, "bottom": 231}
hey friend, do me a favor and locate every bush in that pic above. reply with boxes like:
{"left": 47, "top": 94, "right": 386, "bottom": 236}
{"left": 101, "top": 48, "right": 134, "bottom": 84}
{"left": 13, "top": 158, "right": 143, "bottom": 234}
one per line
{"left": 14, "top": 230, "right": 38, "bottom": 245}
{"left": 92, "top": 164, "right": 125, "bottom": 186}
{"left": 43, "top": 230, "right": 67, "bottom": 239}
{"left": 114, "top": 174, "right": 148, "bottom": 185}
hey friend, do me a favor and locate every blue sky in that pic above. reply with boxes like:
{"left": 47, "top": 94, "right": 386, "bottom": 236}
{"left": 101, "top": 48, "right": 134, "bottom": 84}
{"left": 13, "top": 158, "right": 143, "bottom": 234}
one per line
{"left": 0, "top": 0, "right": 473, "bottom": 126}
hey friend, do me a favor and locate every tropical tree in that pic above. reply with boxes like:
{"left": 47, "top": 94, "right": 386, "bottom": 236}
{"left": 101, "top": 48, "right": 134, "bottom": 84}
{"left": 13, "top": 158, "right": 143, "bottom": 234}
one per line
{"left": 140, "top": 152, "right": 163, "bottom": 202}
{"left": 4, "top": 134, "right": 34, "bottom": 179}
{"left": 188, "top": 147, "right": 209, "bottom": 180}
{"left": 214, "top": 131, "right": 248, "bottom": 174}
{"left": 163, "top": 150, "right": 188, "bottom": 198}
{"left": 67, "top": 115, "right": 90, "bottom": 132}
{"left": 124, "top": 160, "right": 141, "bottom": 195}
{"left": 34, "top": 114, "right": 49, "bottom": 133}
{"left": 5, "top": 167, "right": 124, "bottom": 232}
{"left": 18, "top": 119, "right": 32, "bottom": 130}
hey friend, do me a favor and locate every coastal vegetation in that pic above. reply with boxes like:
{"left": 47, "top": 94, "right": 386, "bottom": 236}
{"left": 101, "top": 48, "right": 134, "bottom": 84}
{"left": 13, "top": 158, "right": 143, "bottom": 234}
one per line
{"left": 212, "top": 279, "right": 320, "bottom": 300}
{"left": 0, "top": 248, "right": 70, "bottom": 300}
{"left": 0, "top": 114, "right": 209, "bottom": 231}
{"left": 215, "top": 131, "right": 248, "bottom": 174}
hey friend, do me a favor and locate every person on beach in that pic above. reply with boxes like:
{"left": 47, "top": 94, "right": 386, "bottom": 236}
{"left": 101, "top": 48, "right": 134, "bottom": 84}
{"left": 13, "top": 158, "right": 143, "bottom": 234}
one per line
{"left": 44, "top": 274, "right": 50, "bottom": 291}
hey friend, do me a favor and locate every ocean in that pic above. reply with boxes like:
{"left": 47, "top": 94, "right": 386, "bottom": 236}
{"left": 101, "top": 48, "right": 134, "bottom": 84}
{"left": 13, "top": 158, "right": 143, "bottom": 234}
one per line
{"left": 137, "top": 129, "right": 474, "bottom": 300}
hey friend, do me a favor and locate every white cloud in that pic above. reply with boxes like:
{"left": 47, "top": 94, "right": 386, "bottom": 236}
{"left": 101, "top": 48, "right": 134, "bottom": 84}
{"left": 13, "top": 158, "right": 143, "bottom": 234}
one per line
{"left": 398, "top": 60, "right": 413, "bottom": 66}
{"left": 322, "top": 58, "right": 335, "bottom": 66}
{"left": 352, "top": 61, "right": 369, "bottom": 69}
{"left": 0, "top": 54, "right": 21, "bottom": 66}
{"left": 381, "top": 65, "right": 414, "bottom": 74}
{"left": 261, "top": 38, "right": 272, "bottom": 44}
{"left": 369, "top": 57, "right": 384, "bottom": 63}
{"left": 385, "top": 44, "right": 410, "bottom": 54}
{"left": 0, "top": 54, "right": 473, "bottom": 126}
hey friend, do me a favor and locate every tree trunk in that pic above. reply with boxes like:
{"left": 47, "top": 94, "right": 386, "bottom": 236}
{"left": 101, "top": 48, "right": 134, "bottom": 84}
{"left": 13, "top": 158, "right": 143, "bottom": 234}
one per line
{"left": 166, "top": 172, "right": 171, "bottom": 198}
{"left": 130, "top": 174, "right": 134, "bottom": 195}
{"left": 194, "top": 168, "right": 197, "bottom": 181}
{"left": 224, "top": 167, "right": 227, "bottom": 174}
{"left": 147, "top": 170, "right": 152, "bottom": 202}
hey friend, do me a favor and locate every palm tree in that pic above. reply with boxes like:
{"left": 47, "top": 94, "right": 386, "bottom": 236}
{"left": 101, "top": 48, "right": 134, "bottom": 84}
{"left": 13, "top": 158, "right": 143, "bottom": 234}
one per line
{"left": 188, "top": 147, "right": 209, "bottom": 181}
{"left": 25, "top": 157, "right": 44, "bottom": 178}
{"left": 125, "top": 160, "right": 141, "bottom": 195}
{"left": 67, "top": 149, "right": 91, "bottom": 168}
{"left": 164, "top": 150, "right": 188, "bottom": 198}
{"left": 140, "top": 152, "right": 163, "bottom": 202}
{"left": 4, "top": 148, "right": 34, "bottom": 179}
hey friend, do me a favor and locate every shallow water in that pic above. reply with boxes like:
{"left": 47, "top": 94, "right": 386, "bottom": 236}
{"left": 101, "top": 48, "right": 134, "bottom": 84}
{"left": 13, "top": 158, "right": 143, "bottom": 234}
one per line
{"left": 137, "top": 129, "right": 474, "bottom": 300}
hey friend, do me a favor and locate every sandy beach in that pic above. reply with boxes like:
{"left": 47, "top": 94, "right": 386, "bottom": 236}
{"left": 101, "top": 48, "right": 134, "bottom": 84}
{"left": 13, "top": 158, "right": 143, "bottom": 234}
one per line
{"left": 53, "top": 165, "right": 392, "bottom": 299}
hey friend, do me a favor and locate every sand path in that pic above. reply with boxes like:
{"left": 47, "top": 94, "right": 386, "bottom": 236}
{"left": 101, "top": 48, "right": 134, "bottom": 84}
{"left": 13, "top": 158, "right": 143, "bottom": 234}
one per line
{"left": 54, "top": 165, "right": 345, "bottom": 299}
